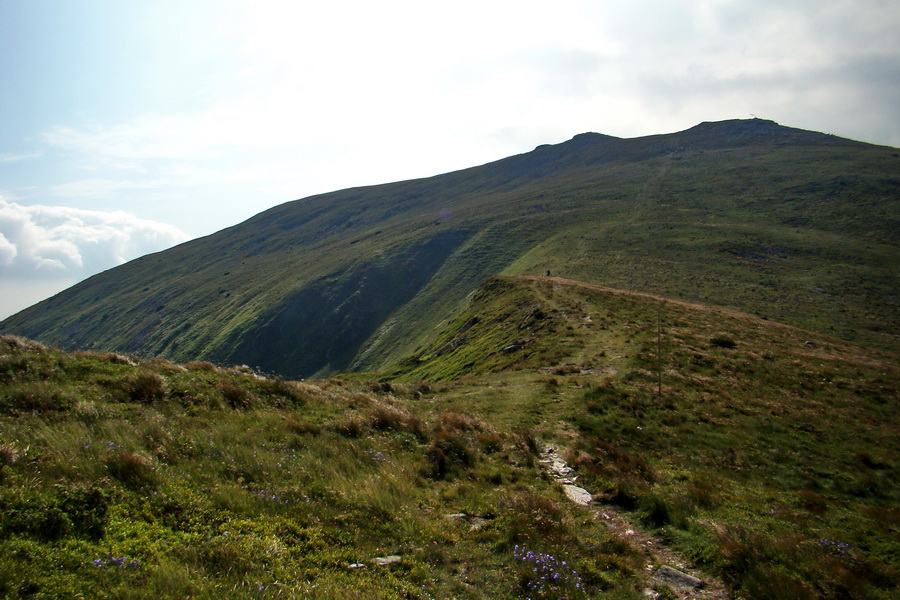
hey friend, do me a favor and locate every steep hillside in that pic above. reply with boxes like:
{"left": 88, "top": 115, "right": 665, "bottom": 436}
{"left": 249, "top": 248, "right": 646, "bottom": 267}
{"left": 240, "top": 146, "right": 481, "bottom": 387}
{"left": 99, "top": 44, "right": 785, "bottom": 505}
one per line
{"left": 1, "top": 275, "right": 897, "bottom": 598}
{"left": 2, "top": 119, "right": 898, "bottom": 377}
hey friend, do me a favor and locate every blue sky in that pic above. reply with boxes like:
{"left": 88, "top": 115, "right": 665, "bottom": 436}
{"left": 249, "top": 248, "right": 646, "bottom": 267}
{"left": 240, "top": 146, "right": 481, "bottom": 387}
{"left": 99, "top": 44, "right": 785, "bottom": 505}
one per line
{"left": 2, "top": 0, "right": 899, "bottom": 319}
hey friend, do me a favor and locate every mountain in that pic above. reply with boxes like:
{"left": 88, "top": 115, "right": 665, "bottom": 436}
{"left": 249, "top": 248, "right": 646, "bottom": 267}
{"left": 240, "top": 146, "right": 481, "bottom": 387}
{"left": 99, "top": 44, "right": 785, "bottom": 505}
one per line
{"left": 1, "top": 118, "right": 898, "bottom": 378}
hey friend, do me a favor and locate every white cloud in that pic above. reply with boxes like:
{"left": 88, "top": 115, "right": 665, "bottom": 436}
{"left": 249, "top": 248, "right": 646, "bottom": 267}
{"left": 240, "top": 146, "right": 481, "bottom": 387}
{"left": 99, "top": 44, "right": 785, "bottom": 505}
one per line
{"left": 0, "top": 233, "right": 16, "bottom": 265}
{"left": 0, "top": 197, "right": 191, "bottom": 281}
{"left": 9, "top": 0, "right": 900, "bottom": 251}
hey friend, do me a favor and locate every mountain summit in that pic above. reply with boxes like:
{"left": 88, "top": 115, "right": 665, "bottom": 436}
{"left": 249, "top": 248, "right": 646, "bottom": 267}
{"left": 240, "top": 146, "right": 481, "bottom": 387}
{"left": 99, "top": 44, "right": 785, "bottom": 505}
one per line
{"left": 2, "top": 119, "right": 897, "bottom": 377}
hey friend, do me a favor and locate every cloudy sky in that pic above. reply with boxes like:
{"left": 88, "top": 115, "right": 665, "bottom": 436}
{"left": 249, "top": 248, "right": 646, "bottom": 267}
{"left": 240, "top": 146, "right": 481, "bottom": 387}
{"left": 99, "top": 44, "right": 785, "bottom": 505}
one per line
{"left": 1, "top": 0, "right": 899, "bottom": 319}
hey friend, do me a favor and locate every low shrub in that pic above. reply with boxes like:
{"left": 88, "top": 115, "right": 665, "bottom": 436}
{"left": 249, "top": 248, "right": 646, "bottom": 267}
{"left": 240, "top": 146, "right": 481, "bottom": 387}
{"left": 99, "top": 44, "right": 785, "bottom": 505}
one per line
{"left": 104, "top": 450, "right": 157, "bottom": 489}
{"left": 369, "top": 403, "right": 425, "bottom": 438}
{"left": 438, "top": 411, "right": 485, "bottom": 432}
{"left": 256, "top": 377, "right": 307, "bottom": 406}
{"left": 184, "top": 361, "right": 218, "bottom": 372}
{"left": 0, "top": 382, "right": 76, "bottom": 413}
{"left": 710, "top": 336, "right": 737, "bottom": 349}
{"left": 796, "top": 489, "right": 829, "bottom": 514}
{"left": 637, "top": 492, "right": 691, "bottom": 529}
{"left": 335, "top": 415, "right": 366, "bottom": 438}
{"left": 285, "top": 416, "right": 321, "bottom": 436}
{"left": 121, "top": 371, "right": 168, "bottom": 403}
{"left": 216, "top": 382, "right": 255, "bottom": 409}
{"left": 425, "top": 431, "right": 475, "bottom": 479}
{"left": 2, "top": 502, "right": 73, "bottom": 541}
{"left": 55, "top": 483, "right": 109, "bottom": 540}
{"left": 0, "top": 444, "right": 19, "bottom": 467}
{"left": 477, "top": 430, "right": 504, "bottom": 454}
{"left": 499, "top": 493, "right": 573, "bottom": 548}
{"left": 569, "top": 438, "right": 656, "bottom": 492}
{"left": 683, "top": 473, "right": 723, "bottom": 509}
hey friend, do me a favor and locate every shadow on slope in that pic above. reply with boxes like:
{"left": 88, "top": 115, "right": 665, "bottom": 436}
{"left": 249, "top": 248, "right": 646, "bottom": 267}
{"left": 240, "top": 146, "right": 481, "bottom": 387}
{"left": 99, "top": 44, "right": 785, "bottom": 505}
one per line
{"left": 219, "top": 229, "right": 471, "bottom": 378}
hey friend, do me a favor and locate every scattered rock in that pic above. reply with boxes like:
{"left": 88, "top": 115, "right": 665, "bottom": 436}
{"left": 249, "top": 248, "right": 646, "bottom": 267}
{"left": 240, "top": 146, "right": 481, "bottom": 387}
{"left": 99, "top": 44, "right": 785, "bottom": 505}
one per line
{"left": 374, "top": 555, "right": 402, "bottom": 567}
{"left": 562, "top": 484, "right": 592, "bottom": 505}
{"left": 445, "top": 513, "right": 491, "bottom": 530}
{"left": 536, "top": 441, "right": 728, "bottom": 599}
{"left": 501, "top": 337, "right": 536, "bottom": 354}
{"left": 650, "top": 565, "right": 703, "bottom": 590}
{"left": 348, "top": 563, "right": 366, "bottom": 570}
{"left": 538, "top": 445, "right": 576, "bottom": 480}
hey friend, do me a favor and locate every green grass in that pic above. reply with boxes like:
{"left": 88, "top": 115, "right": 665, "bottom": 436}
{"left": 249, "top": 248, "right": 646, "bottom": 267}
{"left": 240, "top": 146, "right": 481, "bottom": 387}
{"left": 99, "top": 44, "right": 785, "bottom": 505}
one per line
{"left": 381, "top": 276, "right": 900, "bottom": 598}
{"left": 0, "top": 333, "right": 648, "bottom": 599}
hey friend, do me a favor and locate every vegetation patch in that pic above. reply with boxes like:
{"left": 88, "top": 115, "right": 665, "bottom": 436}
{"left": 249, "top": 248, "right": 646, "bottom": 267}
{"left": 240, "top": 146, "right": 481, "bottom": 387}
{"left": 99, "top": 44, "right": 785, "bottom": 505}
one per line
{"left": 0, "top": 269, "right": 897, "bottom": 598}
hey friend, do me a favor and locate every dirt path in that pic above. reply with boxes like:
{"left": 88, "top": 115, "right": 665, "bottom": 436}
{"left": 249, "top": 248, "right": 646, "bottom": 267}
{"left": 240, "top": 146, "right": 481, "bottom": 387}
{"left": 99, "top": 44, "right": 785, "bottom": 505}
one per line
{"left": 539, "top": 444, "right": 730, "bottom": 600}
{"left": 524, "top": 275, "right": 771, "bottom": 326}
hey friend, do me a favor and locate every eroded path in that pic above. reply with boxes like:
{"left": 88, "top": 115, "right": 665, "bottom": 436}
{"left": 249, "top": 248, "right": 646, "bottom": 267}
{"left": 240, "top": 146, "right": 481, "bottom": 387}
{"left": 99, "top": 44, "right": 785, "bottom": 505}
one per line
{"left": 539, "top": 445, "right": 729, "bottom": 600}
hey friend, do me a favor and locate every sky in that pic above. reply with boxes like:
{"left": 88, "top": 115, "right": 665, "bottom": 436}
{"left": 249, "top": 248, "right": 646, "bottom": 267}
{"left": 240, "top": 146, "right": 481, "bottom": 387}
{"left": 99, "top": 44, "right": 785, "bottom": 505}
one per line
{"left": 1, "top": 0, "right": 899, "bottom": 319}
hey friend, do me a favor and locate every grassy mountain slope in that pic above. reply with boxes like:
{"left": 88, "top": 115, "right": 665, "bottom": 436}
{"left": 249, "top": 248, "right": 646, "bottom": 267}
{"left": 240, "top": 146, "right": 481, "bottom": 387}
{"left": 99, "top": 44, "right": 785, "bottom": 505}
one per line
{"left": 1, "top": 274, "right": 897, "bottom": 598}
{"left": 1, "top": 119, "right": 898, "bottom": 378}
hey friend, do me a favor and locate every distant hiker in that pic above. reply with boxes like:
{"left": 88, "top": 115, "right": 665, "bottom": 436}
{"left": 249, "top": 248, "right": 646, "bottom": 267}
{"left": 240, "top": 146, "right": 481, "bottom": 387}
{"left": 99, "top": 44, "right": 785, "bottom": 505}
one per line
{"left": 546, "top": 270, "right": 551, "bottom": 277}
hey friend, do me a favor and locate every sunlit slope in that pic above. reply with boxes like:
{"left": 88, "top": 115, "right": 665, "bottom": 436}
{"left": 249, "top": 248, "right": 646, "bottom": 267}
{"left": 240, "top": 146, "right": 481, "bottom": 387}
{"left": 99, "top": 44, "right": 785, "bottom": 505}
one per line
{"left": 2, "top": 118, "right": 898, "bottom": 377}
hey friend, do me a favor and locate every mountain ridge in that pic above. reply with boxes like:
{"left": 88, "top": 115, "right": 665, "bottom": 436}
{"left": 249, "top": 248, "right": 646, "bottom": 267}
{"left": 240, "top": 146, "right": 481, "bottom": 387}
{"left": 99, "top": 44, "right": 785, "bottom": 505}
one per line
{"left": 2, "top": 118, "right": 897, "bottom": 378}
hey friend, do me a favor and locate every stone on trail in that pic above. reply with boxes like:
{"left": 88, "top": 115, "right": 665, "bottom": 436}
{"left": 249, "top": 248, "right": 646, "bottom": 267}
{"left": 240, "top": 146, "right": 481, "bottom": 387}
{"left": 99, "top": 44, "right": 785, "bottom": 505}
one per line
{"left": 650, "top": 565, "right": 703, "bottom": 590}
{"left": 562, "top": 484, "right": 592, "bottom": 505}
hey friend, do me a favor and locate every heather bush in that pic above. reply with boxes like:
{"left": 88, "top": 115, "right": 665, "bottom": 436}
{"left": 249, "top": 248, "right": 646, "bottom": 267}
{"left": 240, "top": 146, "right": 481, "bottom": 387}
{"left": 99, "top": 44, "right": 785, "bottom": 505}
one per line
{"left": 120, "top": 371, "right": 168, "bottom": 403}
{"left": 499, "top": 492, "right": 573, "bottom": 549}
{"left": 424, "top": 430, "right": 475, "bottom": 479}
{"left": 104, "top": 448, "right": 157, "bottom": 489}
{"left": 216, "top": 382, "right": 256, "bottom": 409}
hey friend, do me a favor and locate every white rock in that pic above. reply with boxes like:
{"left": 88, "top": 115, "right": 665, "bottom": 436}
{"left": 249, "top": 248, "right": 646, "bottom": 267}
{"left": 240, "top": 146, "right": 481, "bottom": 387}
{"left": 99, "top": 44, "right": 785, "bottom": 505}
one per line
{"left": 374, "top": 555, "right": 402, "bottom": 567}
{"left": 650, "top": 565, "right": 703, "bottom": 590}
{"left": 562, "top": 484, "right": 592, "bottom": 505}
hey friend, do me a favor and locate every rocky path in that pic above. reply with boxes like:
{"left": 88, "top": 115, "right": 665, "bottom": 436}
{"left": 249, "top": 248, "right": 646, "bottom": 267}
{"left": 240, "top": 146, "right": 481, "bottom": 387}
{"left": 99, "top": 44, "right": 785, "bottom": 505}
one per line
{"left": 538, "top": 445, "right": 729, "bottom": 600}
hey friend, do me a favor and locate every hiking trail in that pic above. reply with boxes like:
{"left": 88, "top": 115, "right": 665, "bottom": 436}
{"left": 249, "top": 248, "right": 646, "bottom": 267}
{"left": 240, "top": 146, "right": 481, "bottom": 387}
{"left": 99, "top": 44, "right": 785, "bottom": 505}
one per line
{"left": 538, "top": 444, "right": 730, "bottom": 600}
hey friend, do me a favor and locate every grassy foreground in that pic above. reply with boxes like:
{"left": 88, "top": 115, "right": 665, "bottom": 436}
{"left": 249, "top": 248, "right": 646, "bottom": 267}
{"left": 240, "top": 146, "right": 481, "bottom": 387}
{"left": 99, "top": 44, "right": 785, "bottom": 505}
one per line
{"left": 0, "top": 334, "right": 640, "bottom": 599}
{"left": 1, "top": 276, "right": 898, "bottom": 598}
